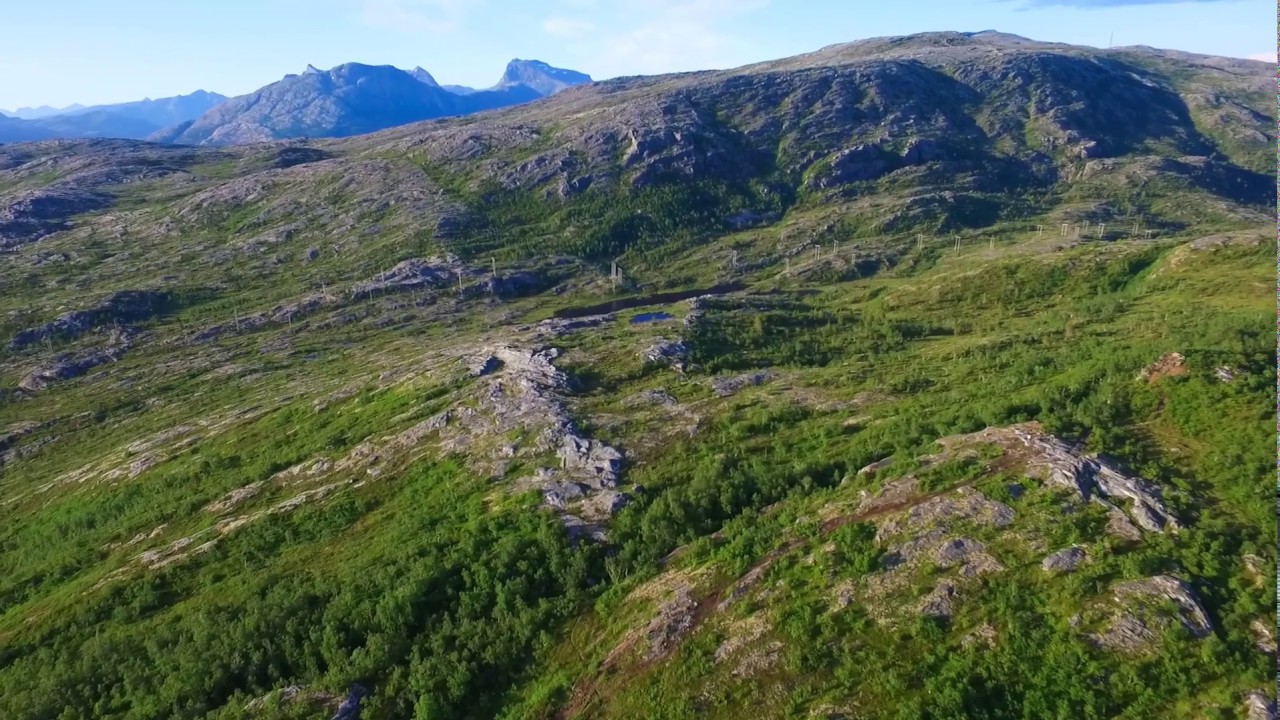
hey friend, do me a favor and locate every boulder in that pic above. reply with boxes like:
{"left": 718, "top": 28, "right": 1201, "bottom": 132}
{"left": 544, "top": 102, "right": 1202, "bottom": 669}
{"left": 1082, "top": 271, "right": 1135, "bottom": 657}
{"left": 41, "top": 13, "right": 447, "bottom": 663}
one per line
{"left": 581, "top": 490, "right": 630, "bottom": 520}
{"left": 1137, "top": 352, "right": 1186, "bottom": 383}
{"left": 540, "top": 481, "right": 586, "bottom": 509}
{"left": 557, "top": 435, "right": 623, "bottom": 486}
{"left": 331, "top": 684, "right": 367, "bottom": 720}
{"left": 1250, "top": 618, "right": 1276, "bottom": 654}
{"left": 1002, "top": 424, "right": 1179, "bottom": 533}
{"left": 1245, "top": 691, "right": 1277, "bottom": 720}
{"left": 641, "top": 339, "right": 689, "bottom": 369}
{"left": 710, "top": 371, "right": 774, "bottom": 397}
{"left": 933, "top": 537, "right": 1004, "bottom": 577}
{"left": 1091, "top": 575, "right": 1213, "bottom": 652}
{"left": 919, "top": 580, "right": 957, "bottom": 618}
{"left": 1041, "top": 546, "right": 1087, "bottom": 573}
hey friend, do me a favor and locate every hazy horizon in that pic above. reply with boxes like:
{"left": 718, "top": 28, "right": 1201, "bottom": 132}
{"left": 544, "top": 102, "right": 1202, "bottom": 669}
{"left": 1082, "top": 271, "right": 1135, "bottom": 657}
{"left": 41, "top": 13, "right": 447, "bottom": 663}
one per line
{"left": 1, "top": 0, "right": 1272, "bottom": 110}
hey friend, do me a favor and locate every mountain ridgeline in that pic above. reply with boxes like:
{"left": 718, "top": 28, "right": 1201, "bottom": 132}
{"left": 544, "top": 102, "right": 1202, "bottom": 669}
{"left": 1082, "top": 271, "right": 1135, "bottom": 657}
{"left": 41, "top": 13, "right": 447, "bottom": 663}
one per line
{"left": 0, "top": 31, "right": 1273, "bottom": 720}
{"left": 0, "top": 59, "right": 591, "bottom": 147}
{"left": 148, "top": 59, "right": 591, "bottom": 146}
{"left": 0, "top": 90, "right": 227, "bottom": 144}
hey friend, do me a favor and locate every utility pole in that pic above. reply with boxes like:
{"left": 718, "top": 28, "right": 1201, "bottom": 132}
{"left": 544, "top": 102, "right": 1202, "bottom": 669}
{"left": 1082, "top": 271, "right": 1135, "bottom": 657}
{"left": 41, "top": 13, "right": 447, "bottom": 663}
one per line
{"left": 917, "top": 234, "right": 923, "bottom": 250}
{"left": 1097, "top": 223, "right": 1106, "bottom": 239}
{"left": 491, "top": 257, "right": 496, "bottom": 275}
{"left": 1036, "top": 225, "right": 1043, "bottom": 238}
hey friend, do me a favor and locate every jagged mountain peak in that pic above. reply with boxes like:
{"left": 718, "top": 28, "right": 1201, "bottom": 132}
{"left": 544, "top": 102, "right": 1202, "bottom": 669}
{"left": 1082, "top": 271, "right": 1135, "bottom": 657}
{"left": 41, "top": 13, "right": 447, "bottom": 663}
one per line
{"left": 497, "top": 59, "right": 592, "bottom": 96}
{"left": 409, "top": 66, "right": 440, "bottom": 87}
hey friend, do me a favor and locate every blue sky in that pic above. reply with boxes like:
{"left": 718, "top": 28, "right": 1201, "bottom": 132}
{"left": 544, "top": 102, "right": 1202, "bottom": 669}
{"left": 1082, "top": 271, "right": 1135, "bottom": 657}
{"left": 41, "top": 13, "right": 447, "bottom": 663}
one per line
{"left": 1, "top": 0, "right": 1273, "bottom": 109}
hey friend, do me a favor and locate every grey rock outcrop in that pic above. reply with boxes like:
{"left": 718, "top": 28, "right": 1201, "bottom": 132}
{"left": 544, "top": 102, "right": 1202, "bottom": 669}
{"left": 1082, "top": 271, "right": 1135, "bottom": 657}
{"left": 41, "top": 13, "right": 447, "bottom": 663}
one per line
{"left": 245, "top": 685, "right": 344, "bottom": 714}
{"left": 1244, "top": 691, "right": 1277, "bottom": 720}
{"left": 993, "top": 423, "right": 1179, "bottom": 533}
{"left": 557, "top": 436, "right": 623, "bottom": 487}
{"left": 811, "top": 142, "right": 898, "bottom": 189}
{"left": 1250, "top": 618, "right": 1276, "bottom": 654}
{"left": 485, "top": 270, "right": 550, "bottom": 298}
{"left": 710, "top": 371, "right": 774, "bottom": 397}
{"left": 1105, "top": 508, "right": 1143, "bottom": 541}
{"left": 330, "top": 684, "right": 367, "bottom": 720}
{"left": 469, "top": 354, "right": 501, "bottom": 377}
{"left": 629, "top": 388, "right": 677, "bottom": 407}
{"left": 919, "top": 580, "right": 957, "bottom": 618}
{"left": 645, "top": 585, "right": 699, "bottom": 660}
{"left": 10, "top": 290, "right": 169, "bottom": 349}
{"left": 350, "top": 257, "right": 458, "bottom": 298}
{"left": 18, "top": 330, "right": 133, "bottom": 392}
{"left": 446, "top": 345, "right": 630, "bottom": 533}
{"left": 641, "top": 339, "right": 689, "bottom": 369}
{"left": 1091, "top": 575, "right": 1213, "bottom": 652}
{"left": 0, "top": 185, "right": 111, "bottom": 247}
{"left": 581, "top": 490, "right": 630, "bottom": 521}
{"left": 533, "top": 313, "right": 615, "bottom": 340}
{"left": 1041, "top": 546, "right": 1087, "bottom": 573}
{"left": 933, "top": 537, "right": 1004, "bottom": 577}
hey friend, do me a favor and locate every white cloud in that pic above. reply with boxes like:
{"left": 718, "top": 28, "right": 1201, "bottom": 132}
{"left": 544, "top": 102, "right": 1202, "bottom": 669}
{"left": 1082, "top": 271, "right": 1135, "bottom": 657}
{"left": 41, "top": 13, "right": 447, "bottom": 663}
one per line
{"left": 588, "top": 0, "right": 771, "bottom": 77}
{"left": 1246, "top": 51, "right": 1276, "bottom": 62}
{"left": 358, "top": 0, "right": 479, "bottom": 34}
{"left": 542, "top": 17, "right": 596, "bottom": 37}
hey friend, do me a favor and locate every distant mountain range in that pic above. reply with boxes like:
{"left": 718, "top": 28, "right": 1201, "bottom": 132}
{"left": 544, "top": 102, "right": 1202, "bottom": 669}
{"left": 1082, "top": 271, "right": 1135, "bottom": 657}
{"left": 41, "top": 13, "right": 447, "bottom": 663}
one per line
{"left": 0, "top": 91, "right": 227, "bottom": 144}
{"left": 0, "top": 59, "right": 591, "bottom": 147}
{"left": 149, "top": 59, "right": 592, "bottom": 146}
{"left": 2, "top": 103, "right": 87, "bottom": 120}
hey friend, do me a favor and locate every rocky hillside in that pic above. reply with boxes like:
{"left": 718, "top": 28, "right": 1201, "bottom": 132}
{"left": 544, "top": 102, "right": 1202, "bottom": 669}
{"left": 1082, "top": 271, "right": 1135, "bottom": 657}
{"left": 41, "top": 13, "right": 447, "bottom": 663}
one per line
{"left": 0, "top": 31, "right": 1272, "bottom": 720}
{"left": 152, "top": 60, "right": 592, "bottom": 147}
